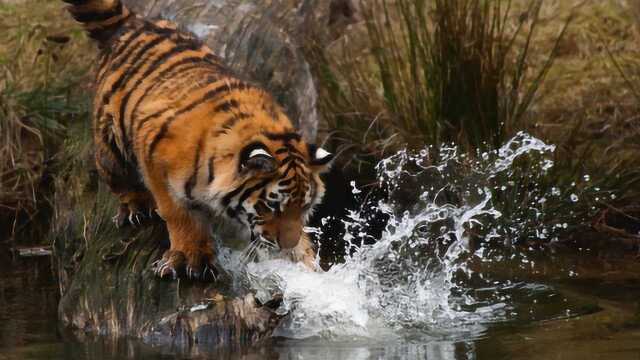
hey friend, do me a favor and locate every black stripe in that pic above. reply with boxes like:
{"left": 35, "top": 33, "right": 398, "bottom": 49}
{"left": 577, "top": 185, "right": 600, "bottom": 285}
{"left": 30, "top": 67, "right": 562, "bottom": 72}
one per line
{"left": 88, "top": 12, "right": 133, "bottom": 44}
{"left": 237, "top": 179, "right": 271, "bottom": 207}
{"left": 146, "top": 82, "right": 248, "bottom": 161}
{"left": 72, "top": 1, "right": 123, "bottom": 23}
{"left": 254, "top": 201, "right": 270, "bottom": 216}
{"left": 185, "top": 135, "right": 205, "bottom": 199}
{"left": 107, "top": 25, "right": 149, "bottom": 68}
{"left": 96, "top": 29, "right": 154, "bottom": 105}
{"left": 282, "top": 150, "right": 306, "bottom": 163}
{"left": 97, "top": 52, "right": 110, "bottom": 73}
{"left": 110, "top": 35, "right": 169, "bottom": 96}
{"left": 264, "top": 131, "right": 301, "bottom": 142}
{"left": 104, "top": 129, "right": 127, "bottom": 169}
{"left": 203, "top": 53, "right": 223, "bottom": 65}
{"left": 221, "top": 112, "right": 251, "bottom": 130}
{"left": 280, "top": 155, "right": 295, "bottom": 166}
{"left": 130, "top": 58, "right": 215, "bottom": 133}
{"left": 283, "top": 159, "right": 298, "bottom": 176}
{"left": 207, "top": 156, "right": 215, "bottom": 183}
{"left": 97, "top": 26, "right": 148, "bottom": 84}
{"left": 286, "top": 144, "right": 303, "bottom": 155}
{"left": 222, "top": 183, "right": 246, "bottom": 207}
{"left": 110, "top": 24, "right": 167, "bottom": 75}
{"left": 107, "top": 36, "right": 170, "bottom": 147}
{"left": 275, "top": 148, "right": 288, "bottom": 154}
{"left": 278, "top": 178, "right": 294, "bottom": 187}
{"left": 118, "top": 43, "right": 200, "bottom": 149}
{"left": 213, "top": 99, "right": 240, "bottom": 113}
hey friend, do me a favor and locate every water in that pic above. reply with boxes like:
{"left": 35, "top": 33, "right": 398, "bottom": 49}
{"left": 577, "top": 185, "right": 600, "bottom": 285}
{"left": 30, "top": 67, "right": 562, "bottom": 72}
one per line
{"left": 236, "top": 133, "right": 579, "bottom": 340}
{"left": 2, "top": 133, "right": 640, "bottom": 359}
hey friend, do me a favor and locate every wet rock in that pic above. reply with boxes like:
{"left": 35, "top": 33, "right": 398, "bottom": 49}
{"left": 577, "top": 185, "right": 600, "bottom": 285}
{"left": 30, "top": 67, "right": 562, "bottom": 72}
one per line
{"left": 53, "top": 193, "right": 284, "bottom": 353}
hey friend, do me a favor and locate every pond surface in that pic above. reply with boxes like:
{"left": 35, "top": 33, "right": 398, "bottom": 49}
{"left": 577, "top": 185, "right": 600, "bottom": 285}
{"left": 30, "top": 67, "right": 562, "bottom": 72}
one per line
{"left": 1, "top": 244, "right": 639, "bottom": 360}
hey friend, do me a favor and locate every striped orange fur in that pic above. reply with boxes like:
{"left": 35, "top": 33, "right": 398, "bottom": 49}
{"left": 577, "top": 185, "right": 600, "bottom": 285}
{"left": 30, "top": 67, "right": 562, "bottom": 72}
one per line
{"left": 63, "top": 0, "right": 333, "bottom": 280}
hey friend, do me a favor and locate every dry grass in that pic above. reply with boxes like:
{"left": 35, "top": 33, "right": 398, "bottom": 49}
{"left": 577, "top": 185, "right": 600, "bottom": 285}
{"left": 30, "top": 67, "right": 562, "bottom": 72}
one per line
{"left": 312, "top": 0, "right": 640, "bottom": 170}
{"left": 307, "top": 0, "right": 640, "bottom": 241}
{"left": 529, "top": 0, "right": 640, "bottom": 205}
{"left": 0, "top": 0, "right": 94, "bottom": 233}
{"left": 312, "top": 0, "right": 571, "bottom": 168}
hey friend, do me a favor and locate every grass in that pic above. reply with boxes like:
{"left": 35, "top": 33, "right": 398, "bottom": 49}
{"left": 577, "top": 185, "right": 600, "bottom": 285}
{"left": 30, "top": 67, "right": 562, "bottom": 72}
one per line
{"left": 308, "top": 0, "right": 640, "bottom": 244}
{"left": 0, "top": 1, "right": 94, "bottom": 240}
{"left": 1, "top": 0, "right": 639, "bottom": 247}
{"left": 311, "top": 0, "right": 570, "bottom": 165}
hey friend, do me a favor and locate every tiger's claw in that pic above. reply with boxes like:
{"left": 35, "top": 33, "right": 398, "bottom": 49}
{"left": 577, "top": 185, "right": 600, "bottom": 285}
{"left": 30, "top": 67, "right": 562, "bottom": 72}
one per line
{"left": 153, "top": 249, "right": 220, "bottom": 282}
{"left": 113, "top": 191, "right": 157, "bottom": 229}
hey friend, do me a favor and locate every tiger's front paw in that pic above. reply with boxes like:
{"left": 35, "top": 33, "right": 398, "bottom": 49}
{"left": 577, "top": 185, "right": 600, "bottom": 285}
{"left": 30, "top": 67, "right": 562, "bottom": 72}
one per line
{"left": 152, "top": 249, "right": 221, "bottom": 282}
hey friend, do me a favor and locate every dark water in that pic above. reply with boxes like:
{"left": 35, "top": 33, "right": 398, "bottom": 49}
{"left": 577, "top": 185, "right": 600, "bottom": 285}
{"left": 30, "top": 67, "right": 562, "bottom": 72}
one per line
{"left": 1, "top": 245, "right": 640, "bottom": 360}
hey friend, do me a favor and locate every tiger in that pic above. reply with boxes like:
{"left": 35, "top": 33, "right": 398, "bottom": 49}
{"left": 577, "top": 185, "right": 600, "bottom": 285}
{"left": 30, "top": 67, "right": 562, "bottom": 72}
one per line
{"left": 62, "top": 0, "right": 333, "bottom": 281}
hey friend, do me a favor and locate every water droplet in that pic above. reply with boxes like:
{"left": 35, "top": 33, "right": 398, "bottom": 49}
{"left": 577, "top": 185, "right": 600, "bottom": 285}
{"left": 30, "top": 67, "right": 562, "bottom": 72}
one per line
{"left": 350, "top": 181, "right": 361, "bottom": 194}
{"left": 570, "top": 194, "right": 579, "bottom": 202}
{"left": 583, "top": 174, "right": 590, "bottom": 182}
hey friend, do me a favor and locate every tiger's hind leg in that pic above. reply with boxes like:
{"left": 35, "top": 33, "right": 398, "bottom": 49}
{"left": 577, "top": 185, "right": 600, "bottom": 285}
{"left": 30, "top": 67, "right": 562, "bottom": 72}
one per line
{"left": 94, "top": 117, "right": 157, "bottom": 228}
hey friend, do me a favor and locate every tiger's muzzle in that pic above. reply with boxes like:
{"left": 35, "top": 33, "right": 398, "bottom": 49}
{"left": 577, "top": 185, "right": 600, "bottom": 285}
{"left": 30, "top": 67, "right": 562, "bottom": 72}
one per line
{"left": 261, "top": 205, "right": 303, "bottom": 249}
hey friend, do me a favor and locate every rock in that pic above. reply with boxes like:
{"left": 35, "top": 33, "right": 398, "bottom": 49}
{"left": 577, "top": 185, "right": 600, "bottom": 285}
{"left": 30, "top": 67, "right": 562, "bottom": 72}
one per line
{"left": 51, "top": 159, "right": 284, "bottom": 352}
{"left": 126, "top": 0, "right": 342, "bottom": 142}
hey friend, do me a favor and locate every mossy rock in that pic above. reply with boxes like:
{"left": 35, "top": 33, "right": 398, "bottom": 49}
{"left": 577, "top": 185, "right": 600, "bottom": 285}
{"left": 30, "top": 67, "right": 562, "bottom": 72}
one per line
{"left": 50, "top": 139, "right": 283, "bottom": 352}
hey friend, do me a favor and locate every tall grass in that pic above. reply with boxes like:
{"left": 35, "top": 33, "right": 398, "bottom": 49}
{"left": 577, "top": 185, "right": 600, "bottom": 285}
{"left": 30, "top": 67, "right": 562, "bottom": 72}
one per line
{"left": 308, "top": 0, "right": 640, "bottom": 245}
{"left": 0, "top": 1, "right": 93, "bottom": 237}
{"left": 313, "top": 0, "right": 571, "bottom": 164}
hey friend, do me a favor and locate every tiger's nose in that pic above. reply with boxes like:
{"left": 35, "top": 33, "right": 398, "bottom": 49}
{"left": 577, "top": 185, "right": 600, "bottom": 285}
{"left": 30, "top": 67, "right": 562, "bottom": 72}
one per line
{"left": 276, "top": 206, "right": 302, "bottom": 249}
{"left": 278, "top": 223, "right": 302, "bottom": 249}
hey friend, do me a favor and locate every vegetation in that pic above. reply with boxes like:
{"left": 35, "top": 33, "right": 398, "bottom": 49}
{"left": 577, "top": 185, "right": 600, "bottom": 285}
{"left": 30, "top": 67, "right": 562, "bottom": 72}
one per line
{"left": 1, "top": 0, "right": 638, "bottom": 246}
{"left": 0, "top": 1, "right": 94, "bottom": 239}
{"left": 307, "top": 0, "right": 640, "bottom": 244}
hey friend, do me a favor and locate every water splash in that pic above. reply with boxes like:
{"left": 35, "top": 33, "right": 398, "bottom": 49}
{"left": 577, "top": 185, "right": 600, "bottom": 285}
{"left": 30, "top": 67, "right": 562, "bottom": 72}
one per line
{"left": 230, "top": 132, "right": 595, "bottom": 341}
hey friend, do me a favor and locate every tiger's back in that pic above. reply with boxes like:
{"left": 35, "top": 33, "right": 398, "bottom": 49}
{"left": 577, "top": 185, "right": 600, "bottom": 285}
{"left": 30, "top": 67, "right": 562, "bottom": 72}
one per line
{"left": 65, "top": 0, "right": 333, "bottom": 281}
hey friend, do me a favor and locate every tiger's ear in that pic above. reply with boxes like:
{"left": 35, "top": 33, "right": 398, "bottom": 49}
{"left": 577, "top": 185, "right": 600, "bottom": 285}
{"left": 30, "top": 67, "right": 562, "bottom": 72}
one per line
{"left": 309, "top": 145, "right": 334, "bottom": 172}
{"left": 241, "top": 144, "right": 277, "bottom": 173}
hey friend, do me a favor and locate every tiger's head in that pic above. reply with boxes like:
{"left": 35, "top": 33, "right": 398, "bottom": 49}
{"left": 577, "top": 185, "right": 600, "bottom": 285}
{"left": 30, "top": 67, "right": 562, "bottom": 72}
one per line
{"left": 217, "top": 131, "right": 333, "bottom": 249}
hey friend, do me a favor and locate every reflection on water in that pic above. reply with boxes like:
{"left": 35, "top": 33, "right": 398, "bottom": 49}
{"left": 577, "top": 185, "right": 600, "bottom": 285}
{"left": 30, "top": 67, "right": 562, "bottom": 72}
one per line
{"left": 1, "top": 134, "right": 639, "bottom": 359}
{"left": 0, "top": 245, "right": 640, "bottom": 359}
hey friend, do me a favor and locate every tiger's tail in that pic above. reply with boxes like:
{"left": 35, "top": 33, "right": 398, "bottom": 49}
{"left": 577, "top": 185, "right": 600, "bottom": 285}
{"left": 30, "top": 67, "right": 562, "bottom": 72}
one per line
{"left": 63, "top": 0, "right": 133, "bottom": 45}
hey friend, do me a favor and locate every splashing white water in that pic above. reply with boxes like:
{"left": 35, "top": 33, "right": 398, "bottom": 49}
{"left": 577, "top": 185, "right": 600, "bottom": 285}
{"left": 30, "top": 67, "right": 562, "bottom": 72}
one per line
{"left": 226, "top": 132, "right": 592, "bottom": 340}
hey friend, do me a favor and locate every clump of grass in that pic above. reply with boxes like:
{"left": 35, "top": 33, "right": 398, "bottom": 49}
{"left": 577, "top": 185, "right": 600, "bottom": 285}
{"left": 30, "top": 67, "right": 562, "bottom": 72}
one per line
{"left": 309, "top": 0, "right": 640, "bottom": 246}
{"left": 0, "top": 1, "right": 93, "bottom": 238}
{"left": 312, "top": 0, "right": 571, "bottom": 165}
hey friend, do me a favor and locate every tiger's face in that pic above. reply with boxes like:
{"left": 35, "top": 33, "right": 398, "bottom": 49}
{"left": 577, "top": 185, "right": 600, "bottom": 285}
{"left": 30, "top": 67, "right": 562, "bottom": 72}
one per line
{"left": 220, "top": 132, "right": 332, "bottom": 249}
